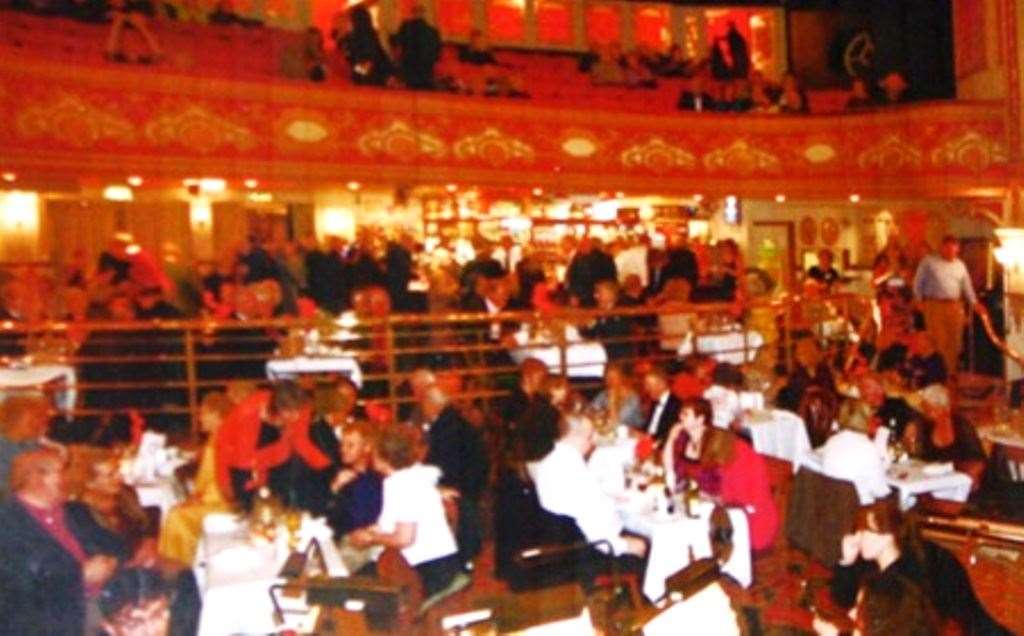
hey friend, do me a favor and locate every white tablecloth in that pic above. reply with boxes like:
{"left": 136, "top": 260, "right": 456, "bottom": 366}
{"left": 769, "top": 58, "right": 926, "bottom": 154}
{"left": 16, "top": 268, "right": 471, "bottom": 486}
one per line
{"left": 588, "top": 439, "right": 752, "bottom": 602}
{"left": 619, "top": 497, "right": 752, "bottom": 602}
{"left": 509, "top": 341, "right": 607, "bottom": 378}
{"left": 266, "top": 356, "right": 364, "bottom": 388}
{"left": 744, "top": 409, "right": 811, "bottom": 466}
{"left": 678, "top": 331, "right": 763, "bottom": 365}
{"left": 195, "top": 517, "right": 347, "bottom": 636}
{"left": 979, "top": 425, "right": 1024, "bottom": 480}
{"left": 132, "top": 478, "right": 185, "bottom": 518}
{"left": 0, "top": 363, "right": 77, "bottom": 412}
{"left": 798, "top": 449, "right": 972, "bottom": 511}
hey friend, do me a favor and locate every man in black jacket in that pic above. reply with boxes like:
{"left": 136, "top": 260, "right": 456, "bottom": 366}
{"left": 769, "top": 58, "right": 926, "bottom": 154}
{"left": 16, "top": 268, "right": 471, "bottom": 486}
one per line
{"left": 390, "top": 4, "right": 441, "bottom": 89}
{"left": 566, "top": 237, "right": 617, "bottom": 307}
{"left": 0, "top": 447, "right": 127, "bottom": 636}
{"left": 642, "top": 366, "right": 681, "bottom": 442}
{"left": 421, "top": 384, "right": 489, "bottom": 569}
{"left": 581, "top": 279, "right": 636, "bottom": 362}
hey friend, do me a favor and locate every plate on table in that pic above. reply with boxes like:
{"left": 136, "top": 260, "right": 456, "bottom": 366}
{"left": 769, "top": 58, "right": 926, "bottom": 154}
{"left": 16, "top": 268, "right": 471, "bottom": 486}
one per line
{"left": 922, "top": 462, "right": 954, "bottom": 476}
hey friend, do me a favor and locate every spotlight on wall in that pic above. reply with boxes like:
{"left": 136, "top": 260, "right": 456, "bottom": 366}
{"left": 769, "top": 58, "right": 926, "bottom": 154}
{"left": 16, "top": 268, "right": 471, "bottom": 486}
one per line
{"left": 775, "top": 194, "right": 786, "bottom": 203}
{"left": 2, "top": 172, "right": 16, "bottom": 183}
{"left": 126, "top": 175, "right": 143, "bottom": 187}
{"left": 445, "top": 183, "right": 458, "bottom": 194}
{"left": 244, "top": 178, "right": 259, "bottom": 189}
{"left": 531, "top": 187, "right": 543, "bottom": 197}
{"left": 693, "top": 194, "right": 704, "bottom": 203}
{"left": 849, "top": 194, "right": 861, "bottom": 204}
{"left": 347, "top": 181, "right": 361, "bottom": 192}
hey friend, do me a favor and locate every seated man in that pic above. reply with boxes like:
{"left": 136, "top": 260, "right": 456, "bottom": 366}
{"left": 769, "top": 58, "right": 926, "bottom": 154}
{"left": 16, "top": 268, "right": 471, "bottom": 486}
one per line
{"left": 858, "top": 375, "right": 923, "bottom": 441}
{"left": 820, "top": 400, "right": 890, "bottom": 505}
{"left": 0, "top": 447, "right": 126, "bottom": 635}
{"left": 807, "top": 248, "right": 841, "bottom": 289}
{"left": 326, "top": 420, "right": 383, "bottom": 539}
{"left": 906, "top": 330, "right": 947, "bottom": 389}
{"left": 528, "top": 413, "right": 647, "bottom": 560}
{"left": 643, "top": 366, "right": 682, "bottom": 442}
{"left": 580, "top": 279, "right": 636, "bottom": 362}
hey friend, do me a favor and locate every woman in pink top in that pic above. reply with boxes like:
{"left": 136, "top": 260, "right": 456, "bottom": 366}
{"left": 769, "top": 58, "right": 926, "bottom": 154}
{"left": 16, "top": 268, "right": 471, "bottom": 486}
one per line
{"left": 663, "top": 397, "right": 779, "bottom": 552}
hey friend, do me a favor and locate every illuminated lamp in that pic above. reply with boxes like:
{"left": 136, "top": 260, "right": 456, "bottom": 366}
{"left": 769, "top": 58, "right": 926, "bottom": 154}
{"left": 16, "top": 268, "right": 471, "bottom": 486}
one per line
{"left": 849, "top": 194, "right": 861, "bottom": 203}
{"left": 244, "top": 179, "right": 259, "bottom": 189}
{"left": 775, "top": 194, "right": 786, "bottom": 203}
{"left": 347, "top": 181, "right": 361, "bottom": 192}
{"left": 126, "top": 175, "right": 143, "bottom": 187}
{"left": 994, "top": 228, "right": 1024, "bottom": 272}
{"left": 1, "top": 172, "right": 15, "bottom": 183}
{"left": 103, "top": 185, "right": 134, "bottom": 202}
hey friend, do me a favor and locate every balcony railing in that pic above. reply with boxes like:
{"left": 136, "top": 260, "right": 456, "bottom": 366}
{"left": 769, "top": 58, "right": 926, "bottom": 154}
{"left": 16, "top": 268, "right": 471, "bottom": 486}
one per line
{"left": 0, "top": 292, "right": 871, "bottom": 437}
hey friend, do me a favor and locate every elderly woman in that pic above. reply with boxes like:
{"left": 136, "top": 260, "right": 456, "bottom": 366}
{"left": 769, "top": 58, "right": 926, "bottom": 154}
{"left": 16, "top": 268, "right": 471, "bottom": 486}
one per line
{"left": 662, "top": 398, "right": 778, "bottom": 551}
{"left": 349, "top": 425, "right": 464, "bottom": 597}
{"left": 904, "top": 385, "right": 986, "bottom": 488}
{"left": 0, "top": 447, "right": 126, "bottom": 635}
{"left": 820, "top": 400, "right": 890, "bottom": 505}
{"left": 589, "top": 362, "right": 644, "bottom": 430}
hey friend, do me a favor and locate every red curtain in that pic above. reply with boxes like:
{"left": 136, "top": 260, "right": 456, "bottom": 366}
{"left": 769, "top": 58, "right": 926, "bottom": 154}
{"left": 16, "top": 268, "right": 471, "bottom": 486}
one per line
{"left": 536, "top": 0, "right": 572, "bottom": 45}
{"left": 487, "top": 0, "right": 525, "bottom": 42}
{"left": 585, "top": 4, "right": 621, "bottom": 45}
{"left": 438, "top": 0, "right": 473, "bottom": 37}
{"left": 633, "top": 5, "right": 669, "bottom": 50}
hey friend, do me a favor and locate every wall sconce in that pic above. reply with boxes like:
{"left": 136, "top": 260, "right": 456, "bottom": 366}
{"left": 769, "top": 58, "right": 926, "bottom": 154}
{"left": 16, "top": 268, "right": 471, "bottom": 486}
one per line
{"left": 190, "top": 197, "right": 213, "bottom": 231}
{"left": 0, "top": 191, "right": 40, "bottom": 261}
{"left": 994, "top": 228, "right": 1024, "bottom": 272}
{"left": 103, "top": 185, "right": 133, "bottom": 202}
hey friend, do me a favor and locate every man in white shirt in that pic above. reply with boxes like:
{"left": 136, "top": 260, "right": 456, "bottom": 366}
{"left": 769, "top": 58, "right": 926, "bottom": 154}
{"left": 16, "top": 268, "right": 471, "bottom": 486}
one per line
{"left": 820, "top": 400, "right": 890, "bottom": 505}
{"left": 528, "top": 414, "right": 647, "bottom": 558}
{"left": 912, "top": 235, "right": 984, "bottom": 375}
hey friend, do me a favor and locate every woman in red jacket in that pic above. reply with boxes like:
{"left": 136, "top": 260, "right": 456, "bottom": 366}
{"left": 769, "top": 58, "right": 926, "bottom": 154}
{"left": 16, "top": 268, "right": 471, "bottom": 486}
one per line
{"left": 214, "top": 381, "right": 332, "bottom": 510}
{"left": 662, "top": 397, "right": 778, "bottom": 552}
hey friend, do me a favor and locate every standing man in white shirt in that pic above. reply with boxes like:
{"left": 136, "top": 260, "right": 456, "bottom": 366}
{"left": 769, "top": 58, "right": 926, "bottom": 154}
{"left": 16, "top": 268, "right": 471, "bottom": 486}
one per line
{"left": 528, "top": 413, "right": 647, "bottom": 559}
{"left": 912, "top": 235, "right": 983, "bottom": 376}
{"left": 642, "top": 367, "right": 682, "bottom": 442}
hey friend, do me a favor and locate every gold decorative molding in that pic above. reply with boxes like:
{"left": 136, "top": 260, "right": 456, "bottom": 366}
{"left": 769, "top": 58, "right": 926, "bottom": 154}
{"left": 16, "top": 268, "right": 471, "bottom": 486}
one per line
{"left": 15, "top": 92, "right": 135, "bottom": 147}
{"left": 857, "top": 134, "right": 923, "bottom": 171}
{"left": 453, "top": 127, "right": 535, "bottom": 165}
{"left": 356, "top": 120, "right": 446, "bottom": 160}
{"left": 620, "top": 137, "right": 696, "bottom": 173}
{"left": 931, "top": 131, "right": 1008, "bottom": 172}
{"left": 144, "top": 105, "right": 256, "bottom": 154}
{"left": 702, "top": 140, "right": 781, "bottom": 174}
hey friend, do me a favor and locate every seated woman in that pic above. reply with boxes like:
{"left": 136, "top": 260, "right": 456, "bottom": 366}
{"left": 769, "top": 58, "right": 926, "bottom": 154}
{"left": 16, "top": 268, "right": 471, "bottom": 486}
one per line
{"left": 820, "top": 400, "right": 890, "bottom": 505}
{"left": 825, "top": 499, "right": 1009, "bottom": 635}
{"left": 814, "top": 572, "right": 939, "bottom": 636}
{"left": 349, "top": 426, "right": 462, "bottom": 597}
{"left": 662, "top": 398, "right": 778, "bottom": 552}
{"left": 777, "top": 337, "right": 837, "bottom": 413}
{"left": 589, "top": 362, "right": 645, "bottom": 430}
{"left": 904, "top": 385, "right": 986, "bottom": 487}
{"left": 158, "top": 392, "right": 233, "bottom": 566}
{"left": 74, "top": 452, "right": 154, "bottom": 556}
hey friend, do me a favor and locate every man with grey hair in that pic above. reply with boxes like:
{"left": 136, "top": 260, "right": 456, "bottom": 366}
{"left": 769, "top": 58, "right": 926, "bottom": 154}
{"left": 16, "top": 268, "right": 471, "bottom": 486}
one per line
{"left": 905, "top": 384, "right": 986, "bottom": 487}
{"left": 528, "top": 413, "right": 647, "bottom": 559}
{"left": 421, "top": 383, "right": 489, "bottom": 569}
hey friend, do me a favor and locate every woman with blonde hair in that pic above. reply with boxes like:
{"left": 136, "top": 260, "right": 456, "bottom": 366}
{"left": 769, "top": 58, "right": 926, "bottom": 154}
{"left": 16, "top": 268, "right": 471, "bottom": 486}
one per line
{"left": 157, "top": 392, "right": 233, "bottom": 565}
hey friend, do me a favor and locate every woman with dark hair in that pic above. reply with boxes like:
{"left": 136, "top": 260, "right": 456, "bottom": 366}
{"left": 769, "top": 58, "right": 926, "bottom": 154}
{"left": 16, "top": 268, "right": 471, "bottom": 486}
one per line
{"left": 814, "top": 573, "right": 940, "bottom": 636}
{"left": 662, "top": 398, "right": 778, "bottom": 551}
{"left": 825, "top": 500, "right": 1010, "bottom": 635}
{"left": 339, "top": 5, "right": 394, "bottom": 86}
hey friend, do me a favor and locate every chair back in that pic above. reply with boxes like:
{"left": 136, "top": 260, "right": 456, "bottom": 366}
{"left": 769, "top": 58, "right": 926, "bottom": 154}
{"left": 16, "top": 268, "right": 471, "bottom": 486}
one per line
{"left": 798, "top": 386, "right": 837, "bottom": 448}
{"left": 784, "top": 467, "right": 859, "bottom": 566}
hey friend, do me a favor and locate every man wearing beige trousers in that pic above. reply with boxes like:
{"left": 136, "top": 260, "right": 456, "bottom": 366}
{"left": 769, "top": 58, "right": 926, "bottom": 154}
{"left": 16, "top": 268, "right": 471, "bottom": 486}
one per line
{"left": 912, "top": 236, "right": 983, "bottom": 377}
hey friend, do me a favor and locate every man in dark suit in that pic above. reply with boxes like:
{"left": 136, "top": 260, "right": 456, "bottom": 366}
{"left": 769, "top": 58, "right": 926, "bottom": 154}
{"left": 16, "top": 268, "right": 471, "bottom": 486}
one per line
{"left": 421, "top": 384, "right": 489, "bottom": 569}
{"left": 390, "top": 3, "right": 441, "bottom": 89}
{"left": 651, "top": 234, "right": 700, "bottom": 296}
{"left": 307, "top": 236, "right": 353, "bottom": 314}
{"left": 642, "top": 366, "right": 681, "bottom": 442}
{"left": 566, "top": 237, "right": 618, "bottom": 307}
{"left": 0, "top": 447, "right": 127, "bottom": 636}
{"left": 461, "top": 274, "right": 523, "bottom": 371}
{"left": 581, "top": 279, "right": 636, "bottom": 362}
